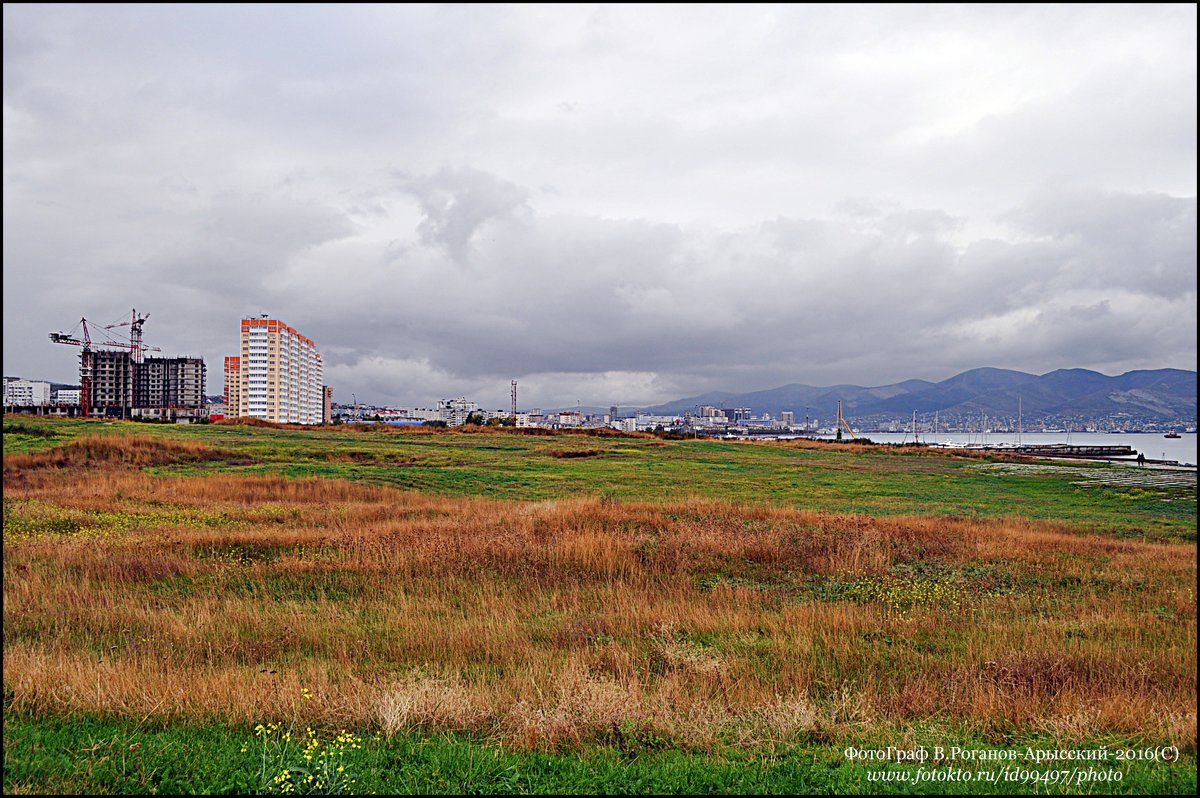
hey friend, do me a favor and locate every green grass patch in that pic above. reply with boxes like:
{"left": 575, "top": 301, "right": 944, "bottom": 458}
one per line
{"left": 4, "top": 713, "right": 1195, "bottom": 795}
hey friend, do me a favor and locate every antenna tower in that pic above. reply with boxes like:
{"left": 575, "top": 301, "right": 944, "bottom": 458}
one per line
{"left": 511, "top": 380, "right": 518, "bottom": 418}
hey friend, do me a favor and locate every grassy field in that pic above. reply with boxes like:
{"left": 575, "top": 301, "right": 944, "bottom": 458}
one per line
{"left": 3, "top": 416, "right": 1196, "bottom": 793}
{"left": 3, "top": 417, "right": 1195, "bottom": 538}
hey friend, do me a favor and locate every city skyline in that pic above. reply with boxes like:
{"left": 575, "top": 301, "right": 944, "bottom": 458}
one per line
{"left": 4, "top": 5, "right": 1196, "bottom": 410}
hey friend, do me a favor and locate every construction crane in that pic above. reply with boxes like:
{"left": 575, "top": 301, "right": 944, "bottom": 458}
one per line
{"left": 104, "top": 309, "right": 151, "bottom": 364}
{"left": 48, "top": 310, "right": 161, "bottom": 419}
{"left": 835, "top": 399, "right": 857, "bottom": 440}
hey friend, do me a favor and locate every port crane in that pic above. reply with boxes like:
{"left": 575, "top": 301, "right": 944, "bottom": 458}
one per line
{"left": 835, "top": 399, "right": 857, "bottom": 440}
{"left": 48, "top": 309, "right": 160, "bottom": 418}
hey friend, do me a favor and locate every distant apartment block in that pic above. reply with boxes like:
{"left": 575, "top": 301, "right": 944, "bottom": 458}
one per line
{"left": 398, "top": 407, "right": 442, "bottom": 423}
{"left": 225, "top": 316, "right": 324, "bottom": 424}
{"left": 54, "top": 388, "right": 81, "bottom": 405}
{"left": 4, "top": 379, "right": 51, "bottom": 406}
{"left": 556, "top": 410, "right": 583, "bottom": 427}
{"left": 224, "top": 356, "right": 241, "bottom": 415}
{"left": 438, "top": 397, "right": 478, "bottom": 426}
{"left": 323, "top": 385, "right": 333, "bottom": 424}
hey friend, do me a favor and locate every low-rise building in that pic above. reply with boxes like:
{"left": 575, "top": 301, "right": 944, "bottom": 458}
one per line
{"left": 635, "top": 414, "right": 683, "bottom": 430}
{"left": 4, "top": 379, "right": 52, "bottom": 407}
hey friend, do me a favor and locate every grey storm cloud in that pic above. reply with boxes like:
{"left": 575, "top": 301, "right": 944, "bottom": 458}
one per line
{"left": 3, "top": 4, "right": 1195, "bottom": 410}
{"left": 395, "top": 167, "right": 532, "bottom": 265}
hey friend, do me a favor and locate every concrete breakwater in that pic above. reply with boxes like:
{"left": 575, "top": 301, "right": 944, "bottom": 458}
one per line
{"left": 1008, "top": 444, "right": 1134, "bottom": 458}
{"left": 973, "top": 443, "right": 1192, "bottom": 468}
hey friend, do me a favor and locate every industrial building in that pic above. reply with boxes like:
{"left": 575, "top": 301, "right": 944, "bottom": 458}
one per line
{"left": 224, "top": 316, "right": 325, "bottom": 424}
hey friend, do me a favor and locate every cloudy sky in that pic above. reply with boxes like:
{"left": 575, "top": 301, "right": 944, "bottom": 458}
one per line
{"left": 4, "top": 4, "right": 1196, "bottom": 410}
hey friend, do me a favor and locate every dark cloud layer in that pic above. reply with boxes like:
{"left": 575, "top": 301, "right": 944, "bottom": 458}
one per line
{"left": 4, "top": 5, "right": 1195, "bottom": 409}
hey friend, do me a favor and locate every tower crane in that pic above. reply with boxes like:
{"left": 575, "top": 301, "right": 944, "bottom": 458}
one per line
{"left": 48, "top": 310, "right": 161, "bottom": 418}
{"left": 104, "top": 309, "right": 151, "bottom": 364}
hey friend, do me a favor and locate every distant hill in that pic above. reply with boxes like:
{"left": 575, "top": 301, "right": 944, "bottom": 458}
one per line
{"left": 639, "top": 368, "right": 1197, "bottom": 424}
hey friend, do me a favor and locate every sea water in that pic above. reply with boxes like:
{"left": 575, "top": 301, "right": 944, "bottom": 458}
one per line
{"left": 848, "top": 431, "right": 1196, "bottom": 468}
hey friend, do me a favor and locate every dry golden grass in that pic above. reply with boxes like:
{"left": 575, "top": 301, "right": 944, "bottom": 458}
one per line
{"left": 3, "top": 437, "right": 1195, "bottom": 752}
{"left": 3, "top": 433, "right": 242, "bottom": 473}
{"left": 212, "top": 416, "right": 658, "bottom": 439}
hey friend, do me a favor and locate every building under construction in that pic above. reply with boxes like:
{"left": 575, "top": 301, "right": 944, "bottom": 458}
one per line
{"left": 89, "top": 350, "right": 207, "bottom": 420}
{"left": 49, "top": 310, "right": 208, "bottom": 421}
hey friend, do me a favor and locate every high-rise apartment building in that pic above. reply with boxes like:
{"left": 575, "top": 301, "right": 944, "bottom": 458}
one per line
{"left": 224, "top": 357, "right": 241, "bottom": 415}
{"left": 226, "top": 317, "right": 324, "bottom": 424}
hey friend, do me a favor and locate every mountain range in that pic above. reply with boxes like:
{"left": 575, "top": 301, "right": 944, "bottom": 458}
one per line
{"left": 633, "top": 368, "right": 1197, "bottom": 424}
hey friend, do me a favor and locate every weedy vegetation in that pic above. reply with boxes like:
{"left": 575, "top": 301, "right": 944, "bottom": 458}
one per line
{"left": 3, "top": 416, "right": 1195, "bottom": 793}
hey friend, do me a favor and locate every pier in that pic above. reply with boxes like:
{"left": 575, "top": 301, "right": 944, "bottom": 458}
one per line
{"left": 1008, "top": 443, "right": 1135, "bottom": 459}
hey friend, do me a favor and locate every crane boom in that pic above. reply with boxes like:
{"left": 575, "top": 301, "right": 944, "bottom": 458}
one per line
{"left": 841, "top": 416, "right": 857, "bottom": 439}
{"left": 48, "top": 319, "right": 95, "bottom": 417}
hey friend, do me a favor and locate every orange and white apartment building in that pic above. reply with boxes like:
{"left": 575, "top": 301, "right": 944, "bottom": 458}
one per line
{"left": 224, "top": 316, "right": 325, "bottom": 424}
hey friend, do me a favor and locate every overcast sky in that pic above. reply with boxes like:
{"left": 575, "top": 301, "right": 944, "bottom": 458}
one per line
{"left": 4, "top": 4, "right": 1196, "bottom": 410}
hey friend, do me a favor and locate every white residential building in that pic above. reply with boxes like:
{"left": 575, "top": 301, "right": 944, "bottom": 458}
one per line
{"left": 438, "top": 398, "right": 478, "bottom": 426}
{"left": 4, "top": 379, "right": 51, "bottom": 406}
{"left": 635, "top": 414, "right": 682, "bottom": 430}
{"left": 54, "top": 388, "right": 81, "bottom": 405}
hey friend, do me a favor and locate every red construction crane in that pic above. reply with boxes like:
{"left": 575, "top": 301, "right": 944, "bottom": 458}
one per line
{"left": 48, "top": 310, "right": 161, "bottom": 418}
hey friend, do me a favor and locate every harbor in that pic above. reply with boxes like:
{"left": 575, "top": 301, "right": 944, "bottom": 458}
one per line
{"left": 719, "top": 431, "right": 1199, "bottom": 469}
{"left": 852, "top": 431, "right": 1197, "bottom": 468}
